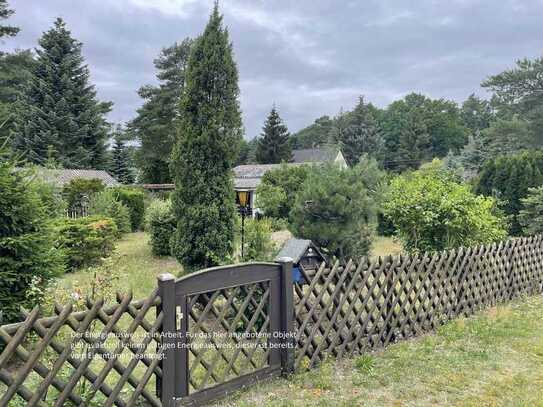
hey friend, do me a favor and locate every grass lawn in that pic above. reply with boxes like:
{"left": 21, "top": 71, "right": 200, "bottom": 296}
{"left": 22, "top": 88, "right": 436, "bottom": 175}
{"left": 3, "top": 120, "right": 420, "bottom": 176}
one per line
{"left": 216, "top": 295, "right": 543, "bottom": 406}
{"left": 54, "top": 232, "right": 183, "bottom": 301}
{"left": 371, "top": 236, "right": 403, "bottom": 259}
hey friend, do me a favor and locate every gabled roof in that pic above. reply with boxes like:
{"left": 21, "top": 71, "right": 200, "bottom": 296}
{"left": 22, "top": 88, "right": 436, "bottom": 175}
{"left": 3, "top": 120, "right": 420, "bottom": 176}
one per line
{"left": 275, "top": 238, "right": 325, "bottom": 264}
{"left": 233, "top": 164, "right": 282, "bottom": 179}
{"left": 292, "top": 147, "right": 338, "bottom": 164}
{"left": 35, "top": 168, "right": 120, "bottom": 187}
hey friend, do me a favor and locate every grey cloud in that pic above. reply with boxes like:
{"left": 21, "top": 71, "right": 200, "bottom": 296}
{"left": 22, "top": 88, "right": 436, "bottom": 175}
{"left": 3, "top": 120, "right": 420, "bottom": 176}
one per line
{"left": 4, "top": 0, "right": 543, "bottom": 138}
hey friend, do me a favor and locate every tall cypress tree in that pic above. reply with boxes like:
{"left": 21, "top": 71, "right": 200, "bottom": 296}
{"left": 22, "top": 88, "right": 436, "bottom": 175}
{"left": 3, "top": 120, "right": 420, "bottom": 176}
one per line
{"left": 128, "top": 39, "right": 192, "bottom": 183}
{"left": 255, "top": 106, "right": 292, "bottom": 164}
{"left": 12, "top": 18, "right": 112, "bottom": 168}
{"left": 171, "top": 4, "right": 242, "bottom": 270}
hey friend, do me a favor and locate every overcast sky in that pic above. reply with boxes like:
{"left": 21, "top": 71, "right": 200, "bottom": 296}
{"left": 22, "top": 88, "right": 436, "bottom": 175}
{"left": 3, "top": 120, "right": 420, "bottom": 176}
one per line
{"left": 4, "top": 0, "right": 543, "bottom": 138}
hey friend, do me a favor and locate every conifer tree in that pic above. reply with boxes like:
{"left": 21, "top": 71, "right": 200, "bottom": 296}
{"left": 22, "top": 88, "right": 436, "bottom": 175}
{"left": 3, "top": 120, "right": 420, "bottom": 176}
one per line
{"left": 255, "top": 106, "right": 292, "bottom": 164}
{"left": 128, "top": 39, "right": 192, "bottom": 183}
{"left": 12, "top": 18, "right": 112, "bottom": 168}
{"left": 110, "top": 126, "right": 134, "bottom": 184}
{"left": 171, "top": 4, "right": 243, "bottom": 270}
{"left": 337, "top": 96, "right": 383, "bottom": 165}
{"left": 0, "top": 0, "right": 19, "bottom": 39}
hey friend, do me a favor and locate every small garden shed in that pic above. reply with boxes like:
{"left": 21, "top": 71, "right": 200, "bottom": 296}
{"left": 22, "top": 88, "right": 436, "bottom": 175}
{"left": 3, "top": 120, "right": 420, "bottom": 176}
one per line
{"left": 275, "top": 238, "right": 326, "bottom": 283}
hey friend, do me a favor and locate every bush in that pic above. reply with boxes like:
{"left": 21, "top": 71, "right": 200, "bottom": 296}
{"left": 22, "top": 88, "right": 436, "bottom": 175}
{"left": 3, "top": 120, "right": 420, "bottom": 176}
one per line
{"left": 112, "top": 187, "right": 145, "bottom": 231}
{"left": 53, "top": 216, "right": 118, "bottom": 271}
{"left": 519, "top": 186, "right": 543, "bottom": 235}
{"left": 243, "top": 218, "right": 275, "bottom": 261}
{"left": 256, "top": 163, "right": 309, "bottom": 220}
{"left": 88, "top": 190, "right": 131, "bottom": 235}
{"left": 62, "top": 178, "right": 105, "bottom": 209}
{"left": 145, "top": 199, "right": 176, "bottom": 256}
{"left": 475, "top": 150, "right": 543, "bottom": 235}
{"left": 290, "top": 158, "right": 385, "bottom": 260}
{"left": 0, "top": 156, "right": 64, "bottom": 323}
{"left": 384, "top": 160, "right": 508, "bottom": 253}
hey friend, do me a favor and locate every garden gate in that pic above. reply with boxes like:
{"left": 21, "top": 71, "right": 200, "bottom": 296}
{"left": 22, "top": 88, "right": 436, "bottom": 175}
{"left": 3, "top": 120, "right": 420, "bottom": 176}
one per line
{"left": 157, "top": 259, "right": 295, "bottom": 406}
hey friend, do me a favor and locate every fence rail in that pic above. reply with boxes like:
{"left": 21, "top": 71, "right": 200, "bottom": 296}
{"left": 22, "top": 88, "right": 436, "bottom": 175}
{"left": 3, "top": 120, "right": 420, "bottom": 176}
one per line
{"left": 0, "top": 236, "right": 542, "bottom": 406}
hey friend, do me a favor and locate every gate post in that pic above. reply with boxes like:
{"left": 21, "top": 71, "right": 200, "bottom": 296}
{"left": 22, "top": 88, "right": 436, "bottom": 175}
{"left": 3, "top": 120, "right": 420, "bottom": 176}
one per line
{"left": 277, "top": 257, "right": 295, "bottom": 376}
{"left": 158, "top": 273, "right": 176, "bottom": 407}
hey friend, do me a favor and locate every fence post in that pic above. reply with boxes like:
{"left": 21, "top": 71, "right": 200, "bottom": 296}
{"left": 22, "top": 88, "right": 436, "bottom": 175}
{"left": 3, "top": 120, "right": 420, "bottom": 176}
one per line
{"left": 277, "top": 257, "right": 295, "bottom": 376}
{"left": 158, "top": 273, "right": 176, "bottom": 407}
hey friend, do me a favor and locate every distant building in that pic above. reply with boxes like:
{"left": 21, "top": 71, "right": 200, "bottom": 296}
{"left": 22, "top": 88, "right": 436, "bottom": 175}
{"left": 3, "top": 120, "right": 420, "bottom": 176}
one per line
{"left": 275, "top": 238, "right": 326, "bottom": 283}
{"left": 234, "top": 147, "right": 347, "bottom": 215}
{"left": 34, "top": 168, "right": 120, "bottom": 188}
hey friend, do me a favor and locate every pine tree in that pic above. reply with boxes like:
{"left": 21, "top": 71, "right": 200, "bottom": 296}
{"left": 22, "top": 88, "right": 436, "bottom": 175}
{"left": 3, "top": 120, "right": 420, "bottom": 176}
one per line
{"left": 255, "top": 106, "right": 292, "bottom": 164}
{"left": 128, "top": 39, "right": 192, "bottom": 183}
{"left": 110, "top": 126, "right": 134, "bottom": 184}
{"left": 171, "top": 4, "right": 243, "bottom": 270}
{"left": 338, "top": 96, "right": 383, "bottom": 165}
{"left": 0, "top": 0, "right": 19, "bottom": 39}
{"left": 12, "top": 18, "right": 112, "bottom": 168}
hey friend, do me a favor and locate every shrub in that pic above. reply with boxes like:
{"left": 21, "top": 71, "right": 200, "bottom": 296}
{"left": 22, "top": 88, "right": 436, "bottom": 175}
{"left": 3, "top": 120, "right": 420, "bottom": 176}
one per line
{"left": 111, "top": 187, "right": 145, "bottom": 231}
{"left": 0, "top": 155, "right": 64, "bottom": 323}
{"left": 62, "top": 178, "right": 105, "bottom": 209}
{"left": 384, "top": 160, "right": 508, "bottom": 253}
{"left": 256, "top": 163, "right": 309, "bottom": 220}
{"left": 145, "top": 199, "right": 176, "bottom": 256}
{"left": 243, "top": 218, "right": 275, "bottom": 261}
{"left": 290, "top": 158, "right": 385, "bottom": 260}
{"left": 519, "top": 186, "right": 543, "bottom": 235}
{"left": 53, "top": 216, "right": 118, "bottom": 271}
{"left": 475, "top": 150, "right": 543, "bottom": 235}
{"left": 88, "top": 190, "right": 131, "bottom": 235}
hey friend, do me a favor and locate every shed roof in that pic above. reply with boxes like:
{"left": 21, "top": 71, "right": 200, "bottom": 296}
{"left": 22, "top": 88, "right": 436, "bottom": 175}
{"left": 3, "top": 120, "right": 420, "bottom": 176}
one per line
{"left": 275, "top": 238, "right": 316, "bottom": 264}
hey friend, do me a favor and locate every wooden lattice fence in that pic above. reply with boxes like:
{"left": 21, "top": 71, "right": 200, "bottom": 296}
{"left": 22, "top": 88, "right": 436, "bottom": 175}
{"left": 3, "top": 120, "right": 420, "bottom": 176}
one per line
{"left": 293, "top": 236, "right": 543, "bottom": 369}
{"left": 0, "top": 290, "right": 163, "bottom": 406}
{"left": 0, "top": 236, "right": 542, "bottom": 406}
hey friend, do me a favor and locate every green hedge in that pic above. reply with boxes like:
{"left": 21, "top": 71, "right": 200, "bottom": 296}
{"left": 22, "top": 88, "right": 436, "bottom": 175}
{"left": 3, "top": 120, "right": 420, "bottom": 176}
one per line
{"left": 112, "top": 187, "right": 145, "bottom": 231}
{"left": 88, "top": 190, "right": 131, "bottom": 236}
{"left": 62, "top": 178, "right": 105, "bottom": 209}
{"left": 145, "top": 200, "right": 176, "bottom": 256}
{"left": 53, "top": 216, "right": 118, "bottom": 272}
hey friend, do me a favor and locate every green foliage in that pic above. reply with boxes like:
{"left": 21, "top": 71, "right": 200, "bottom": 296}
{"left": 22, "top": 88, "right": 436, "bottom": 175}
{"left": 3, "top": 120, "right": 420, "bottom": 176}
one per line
{"left": 0, "top": 0, "right": 19, "bottom": 39}
{"left": 171, "top": 5, "right": 242, "bottom": 270}
{"left": 52, "top": 216, "right": 117, "bottom": 272}
{"left": 256, "top": 163, "right": 309, "bottom": 220}
{"left": 243, "top": 218, "right": 275, "bottom": 261}
{"left": 331, "top": 96, "right": 384, "bottom": 165}
{"left": 384, "top": 160, "right": 507, "bottom": 253}
{"left": 145, "top": 199, "right": 176, "bottom": 256}
{"left": 128, "top": 39, "right": 193, "bottom": 183}
{"left": 519, "top": 186, "right": 543, "bottom": 235}
{"left": 110, "top": 126, "right": 134, "bottom": 184}
{"left": 475, "top": 150, "right": 543, "bottom": 235}
{"left": 291, "top": 115, "right": 334, "bottom": 149}
{"left": 32, "top": 175, "right": 66, "bottom": 218}
{"left": 111, "top": 187, "right": 145, "bottom": 231}
{"left": 354, "top": 354, "right": 376, "bottom": 375}
{"left": 0, "top": 49, "right": 34, "bottom": 144}
{"left": 380, "top": 93, "right": 468, "bottom": 171}
{"left": 479, "top": 116, "right": 536, "bottom": 158}
{"left": 255, "top": 106, "right": 292, "bottom": 164}
{"left": 290, "top": 159, "right": 385, "bottom": 260}
{"left": 62, "top": 178, "right": 105, "bottom": 210}
{"left": 87, "top": 191, "right": 131, "bottom": 235}
{"left": 12, "top": 18, "right": 112, "bottom": 168}
{"left": 0, "top": 151, "right": 64, "bottom": 323}
{"left": 482, "top": 56, "right": 543, "bottom": 139}
{"left": 460, "top": 94, "right": 495, "bottom": 134}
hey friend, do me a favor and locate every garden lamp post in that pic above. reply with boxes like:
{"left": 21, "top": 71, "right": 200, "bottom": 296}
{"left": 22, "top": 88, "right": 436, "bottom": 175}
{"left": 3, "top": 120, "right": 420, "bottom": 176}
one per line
{"left": 236, "top": 190, "right": 250, "bottom": 260}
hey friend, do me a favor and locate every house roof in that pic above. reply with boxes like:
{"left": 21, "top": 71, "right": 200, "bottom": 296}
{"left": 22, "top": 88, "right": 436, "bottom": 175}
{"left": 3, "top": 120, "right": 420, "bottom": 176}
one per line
{"left": 292, "top": 147, "right": 338, "bottom": 164}
{"left": 233, "top": 164, "right": 282, "bottom": 179}
{"left": 275, "top": 238, "right": 326, "bottom": 264}
{"left": 35, "top": 168, "right": 120, "bottom": 187}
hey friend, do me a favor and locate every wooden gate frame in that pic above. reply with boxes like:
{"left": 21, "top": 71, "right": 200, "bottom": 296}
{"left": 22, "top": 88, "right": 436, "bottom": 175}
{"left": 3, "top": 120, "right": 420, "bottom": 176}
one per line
{"left": 157, "top": 258, "right": 294, "bottom": 407}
